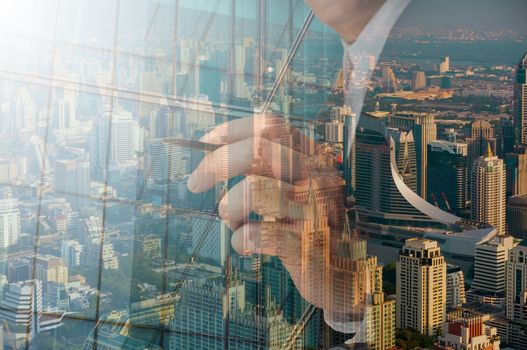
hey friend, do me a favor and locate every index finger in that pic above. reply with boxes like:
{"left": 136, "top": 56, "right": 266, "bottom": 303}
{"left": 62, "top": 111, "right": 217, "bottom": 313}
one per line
{"left": 200, "top": 114, "right": 287, "bottom": 145}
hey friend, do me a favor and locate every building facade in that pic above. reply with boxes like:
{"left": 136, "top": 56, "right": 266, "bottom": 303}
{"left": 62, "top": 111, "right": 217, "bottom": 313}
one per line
{"left": 507, "top": 195, "right": 527, "bottom": 239}
{"left": 397, "top": 238, "right": 446, "bottom": 336}
{"left": 467, "top": 236, "right": 516, "bottom": 306}
{"left": 427, "top": 141, "right": 469, "bottom": 214}
{"left": 514, "top": 53, "right": 527, "bottom": 145}
{"left": 471, "top": 148, "right": 506, "bottom": 234}
{"left": 505, "top": 241, "right": 527, "bottom": 349}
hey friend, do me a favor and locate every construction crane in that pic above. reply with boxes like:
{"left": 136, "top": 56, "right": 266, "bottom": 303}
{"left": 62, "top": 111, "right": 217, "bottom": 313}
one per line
{"left": 441, "top": 192, "right": 452, "bottom": 212}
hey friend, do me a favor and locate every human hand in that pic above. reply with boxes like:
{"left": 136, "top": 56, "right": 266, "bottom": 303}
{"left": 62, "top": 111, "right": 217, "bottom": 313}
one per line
{"left": 188, "top": 114, "right": 372, "bottom": 332}
{"left": 305, "top": 0, "right": 386, "bottom": 44}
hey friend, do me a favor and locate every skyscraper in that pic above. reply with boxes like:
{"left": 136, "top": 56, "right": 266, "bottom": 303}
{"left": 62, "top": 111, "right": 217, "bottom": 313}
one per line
{"left": 145, "top": 139, "right": 190, "bottom": 183}
{"left": 496, "top": 118, "right": 515, "bottom": 157}
{"left": 471, "top": 145, "right": 506, "bottom": 234}
{"left": 514, "top": 52, "right": 527, "bottom": 145}
{"left": 54, "top": 158, "right": 90, "bottom": 210}
{"left": 446, "top": 265, "right": 466, "bottom": 309}
{"left": 95, "top": 109, "right": 140, "bottom": 171}
{"left": 427, "top": 141, "right": 469, "bottom": 214}
{"left": 505, "top": 146, "right": 527, "bottom": 197}
{"left": 0, "top": 198, "right": 20, "bottom": 248}
{"left": 467, "top": 236, "right": 516, "bottom": 305}
{"left": 466, "top": 120, "right": 497, "bottom": 172}
{"left": 507, "top": 195, "right": 527, "bottom": 239}
{"left": 391, "top": 112, "right": 437, "bottom": 198}
{"left": 342, "top": 108, "right": 357, "bottom": 196}
{"left": 0, "top": 280, "right": 43, "bottom": 343}
{"left": 396, "top": 238, "right": 446, "bottom": 336}
{"left": 505, "top": 241, "right": 527, "bottom": 349}
{"left": 328, "top": 221, "right": 396, "bottom": 350}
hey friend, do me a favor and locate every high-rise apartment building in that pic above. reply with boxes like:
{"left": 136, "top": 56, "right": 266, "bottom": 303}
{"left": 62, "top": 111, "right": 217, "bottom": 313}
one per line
{"left": 427, "top": 141, "right": 469, "bottom": 214}
{"left": 391, "top": 112, "right": 437, "bottom": 198}
{"left": 467, "top": 236, "right": 516, "bottom": 305}
{"left": 466, "top": 120, "right": 497, "bottom": 172}
{"left": 471, "top": 146, "right": 506, "bottom": 234}
{"left": 34, "top": 255, "right": 68, "bottom": 287}
{"left": 507, "top": 195, "right": 527, "bottom": 239}
{"left": 514, "top": 52, "right": 527, "bottom": 145}
{"left": 0, "top": 198, "right": 20, "bottom": 248}
{"left": 325, "top": 122, "right": 344, "bottom": 143}
{"left": 446, "top": 265, "right": 466, "bottom": 309}
{"left": 396, "top": 238, "right": 446, "bottom": 336}
{"left": 82, "top": 240, "right": 119, "bottom": 271}
{"left": 61, "top": 240, "right": 83, "bottom": 267}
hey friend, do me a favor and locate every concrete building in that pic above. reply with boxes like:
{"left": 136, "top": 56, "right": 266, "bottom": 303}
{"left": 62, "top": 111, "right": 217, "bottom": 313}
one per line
{"left": 427, "top": 141, "right": 469, "bottom": 214}
{"left": 434, "top": 309, "right": 499, "bottom": 350}
{"left": 446, "top": 265, "right": 466, "bottom": 309}
{"left": 61, "top": 240, "right": 83, "bottom": 267}
{"left": 471, "top": 146, "right": 506, "bottom": 234}
{"left": 82, "top": 240, "right": 119, "bottom": 271}
{"left": 325, "top": 122, "right": 344, "bottom": 143}
{"left": 0, "top": 280, "right": 43, "bottom": 345}
{"left": 328, "top": 222, "right": 395, "bottom": 350}
{"left": 34, "top": 255, "right": 68, "bottom": 287}
{"left": 0, "top": 198, "right": 20, "bottom": 248}
{"left": 397, "top": 238, "right": 446, "bottom": 336}
{"left": 504, "top": 147, "right": 527, "bottom": 198}
{"left": 439, "top": 57, "right": 450, "bottom": 74}
{"left": 54, "top": 158, "right": 90, "bottom": 210}
{"left": 467, "top": 236, "right": 517, "bottom": 306}
{"left": 514, "top": 52, "right": 527, "bottom": 145}
{"left": 505, "top": 241, "right": 527, "bottom": 349}
{"left": 466, "top": 121, "right": 496, "bottom": 173}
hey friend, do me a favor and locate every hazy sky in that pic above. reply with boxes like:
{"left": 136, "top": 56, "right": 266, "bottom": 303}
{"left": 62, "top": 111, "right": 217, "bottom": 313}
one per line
{"left": 398, "top": 0, "right": 527, "bottom": 30}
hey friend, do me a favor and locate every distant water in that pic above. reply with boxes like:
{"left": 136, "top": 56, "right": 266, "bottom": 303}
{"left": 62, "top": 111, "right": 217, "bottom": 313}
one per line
{"left": 382, "top": 39, "right": 527, "bottom": 66}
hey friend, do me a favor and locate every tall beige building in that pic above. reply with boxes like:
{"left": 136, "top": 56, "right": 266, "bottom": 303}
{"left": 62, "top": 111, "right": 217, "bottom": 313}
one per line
{"left": 411, "top": 71, "right": 426, "bottom": 91}
{"left": 471, "top": 146, "right": 506, "bottom": 234}
{"left": 396, "top": 238, "right": 446, "bottom": 336}
{"left": 466, "top": 120, "right": 496, "bottom": 172}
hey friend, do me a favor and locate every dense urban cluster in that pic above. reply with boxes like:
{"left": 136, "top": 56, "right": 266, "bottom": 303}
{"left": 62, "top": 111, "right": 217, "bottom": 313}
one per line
{"left": 0, "top": 1, "right": 526, "bottom": 349}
